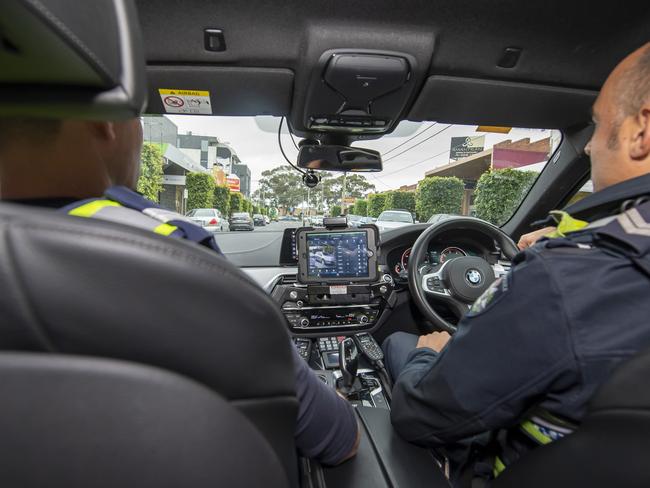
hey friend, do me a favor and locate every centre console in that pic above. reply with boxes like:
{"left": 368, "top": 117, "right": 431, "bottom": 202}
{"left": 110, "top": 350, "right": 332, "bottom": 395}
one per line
{"left": 272, "top": 220, "right": 447, "bottom": 487}
{"left": 273, "top": 223, "right": 396, "bottom": 334}
{"left": 273, "top": 220, "right": 396, "bottom": 410}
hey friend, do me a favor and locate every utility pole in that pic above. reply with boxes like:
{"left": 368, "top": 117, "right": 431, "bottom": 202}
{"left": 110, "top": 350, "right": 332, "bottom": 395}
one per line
{"left": 341, "top": 173, "right": 347, "bottom": 215}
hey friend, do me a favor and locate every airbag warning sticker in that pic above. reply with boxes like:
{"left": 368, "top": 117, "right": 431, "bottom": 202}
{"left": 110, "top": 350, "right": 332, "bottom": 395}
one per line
{"left": 158, "top": 89, "right": 212, "bottom": 114}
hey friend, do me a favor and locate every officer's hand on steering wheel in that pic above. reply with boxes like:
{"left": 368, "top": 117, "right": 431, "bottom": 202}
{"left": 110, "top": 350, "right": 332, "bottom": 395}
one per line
{"left": 517, "top": 226, "right": 556, "bottom": 250}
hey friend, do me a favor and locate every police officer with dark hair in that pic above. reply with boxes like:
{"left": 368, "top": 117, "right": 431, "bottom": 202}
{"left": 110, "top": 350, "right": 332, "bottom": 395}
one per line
{"left": 0, "top": 119, "right": 360, "bottom": 466}
{"left": 383, "top": 42, "right": 650, "bottom": 483}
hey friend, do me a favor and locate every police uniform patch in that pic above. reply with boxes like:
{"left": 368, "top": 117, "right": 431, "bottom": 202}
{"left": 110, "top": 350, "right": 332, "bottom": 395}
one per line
{"left": 467, "top": 275, "right": 510, "bottom": 317}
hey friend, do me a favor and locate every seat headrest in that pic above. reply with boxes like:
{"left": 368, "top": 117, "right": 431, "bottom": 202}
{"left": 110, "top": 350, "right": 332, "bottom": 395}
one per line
{"left": 0, "top": 0, "right": 146, "bottom": 119}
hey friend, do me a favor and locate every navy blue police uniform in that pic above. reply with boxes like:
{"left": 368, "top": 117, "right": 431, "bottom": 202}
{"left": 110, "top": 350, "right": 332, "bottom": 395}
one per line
{"left": 384, "top": 173, "right": 650, "bottom": 482}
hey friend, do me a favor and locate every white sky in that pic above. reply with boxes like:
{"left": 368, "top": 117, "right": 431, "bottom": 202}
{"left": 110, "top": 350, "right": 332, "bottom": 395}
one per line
{"left": 166, "top": 115, "right": 557, "bottom": 194}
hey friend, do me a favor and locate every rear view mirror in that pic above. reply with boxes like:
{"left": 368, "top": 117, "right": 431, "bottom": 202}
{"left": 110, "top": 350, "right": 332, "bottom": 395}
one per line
{"left": 298, "top": 145, "right": 382, "bottom": 172}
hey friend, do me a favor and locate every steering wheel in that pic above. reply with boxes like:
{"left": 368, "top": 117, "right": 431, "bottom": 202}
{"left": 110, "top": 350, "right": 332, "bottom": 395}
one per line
{"left": 407, "top": 217, "right": 519, "bottom": 334}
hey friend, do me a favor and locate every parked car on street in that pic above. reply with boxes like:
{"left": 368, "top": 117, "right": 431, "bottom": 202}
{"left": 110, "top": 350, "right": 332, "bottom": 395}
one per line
{"left": 229, "top": 212, "right": 254, "bottom": 231}
{"left": 253, "top": 214, "right": 266, "bottom": 226}
{"left": 375, "top": 210, "right": 415, "bottom": 232}
{"left": 263, "top": 215, "right": 270, "bottom": 225}
{"left": 186, "top": 208, "right": 229, "bottom": 232}
{"left": 347, "top": 214, "right": 363, "bottom": 228}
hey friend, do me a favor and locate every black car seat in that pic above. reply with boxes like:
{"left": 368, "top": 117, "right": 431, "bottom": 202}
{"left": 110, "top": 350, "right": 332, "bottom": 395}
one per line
{"left": 0, "top": 1, "right": 298, "bottom": 486}
{"left": 494, "top": 348, "right": 650, "bottom": 488}
{"left": 0, "top": 352, "right": 290, "bottom": 488}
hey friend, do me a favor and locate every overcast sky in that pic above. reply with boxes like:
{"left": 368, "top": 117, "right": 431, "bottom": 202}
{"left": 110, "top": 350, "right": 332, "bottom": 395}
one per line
{"left": 166, "top": 115, "right": 557, "bottom": 194}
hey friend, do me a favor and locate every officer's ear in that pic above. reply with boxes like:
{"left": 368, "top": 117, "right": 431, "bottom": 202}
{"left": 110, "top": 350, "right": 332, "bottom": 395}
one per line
{"left": 86, "top": 121, "right": 117, "bottom": 143}
{"left": 629, "top": 105, "right": 650, "bottom": 161}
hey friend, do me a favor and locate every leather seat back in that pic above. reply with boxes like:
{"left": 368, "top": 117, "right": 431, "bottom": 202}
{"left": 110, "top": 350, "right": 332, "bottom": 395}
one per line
{"left": 0, "top": 203, "right": 299, "bottom": 484}
{"left": 495, "top": 349, "right": 650, "bottom": 487}
{"left": 0, "top": 352, "right": 289, "bottom": 488}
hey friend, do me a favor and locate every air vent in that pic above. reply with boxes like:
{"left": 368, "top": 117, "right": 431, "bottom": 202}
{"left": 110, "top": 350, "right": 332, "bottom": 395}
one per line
{"left": 280, "top": 274, "right": 298, "bottom": 285}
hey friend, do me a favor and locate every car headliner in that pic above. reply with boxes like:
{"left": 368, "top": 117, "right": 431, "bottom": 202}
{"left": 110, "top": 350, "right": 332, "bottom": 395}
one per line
{"left": 136, "top": 0, "right": 650, "bottom": 130}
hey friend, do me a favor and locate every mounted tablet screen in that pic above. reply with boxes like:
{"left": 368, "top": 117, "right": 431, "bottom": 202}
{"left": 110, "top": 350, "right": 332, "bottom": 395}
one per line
{"left": 297, "top": 228, "right": 378, "bottom": 284}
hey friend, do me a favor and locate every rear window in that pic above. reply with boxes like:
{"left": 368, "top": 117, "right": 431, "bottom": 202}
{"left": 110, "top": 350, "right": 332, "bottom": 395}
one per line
{"left": 193, "top": 209, "right": 214, "bottom": 217}
{"left": 232, "top": 213, "right": 249, "bottom": 218}
{"left": 378, "top": 211, "right": 413, "bottom": 223}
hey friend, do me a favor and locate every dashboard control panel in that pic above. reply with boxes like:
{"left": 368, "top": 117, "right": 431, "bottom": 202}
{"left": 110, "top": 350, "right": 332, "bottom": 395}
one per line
{"left": 274, "top": 278, "right": 394, "bottom": 333}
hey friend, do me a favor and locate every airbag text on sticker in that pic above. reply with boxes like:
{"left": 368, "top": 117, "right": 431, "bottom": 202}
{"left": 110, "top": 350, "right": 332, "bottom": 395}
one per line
{"left": 158, "top": 89, "right": 212, "bottom": 115}
{"left": 330, "top": 285, "right": 347, "bottom": 295}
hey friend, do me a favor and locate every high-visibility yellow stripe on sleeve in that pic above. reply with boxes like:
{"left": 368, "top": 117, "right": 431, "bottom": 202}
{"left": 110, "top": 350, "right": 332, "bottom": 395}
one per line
{"left": 520, "top": 420, "right": 553, "bottom": 445}
{"left": 493, "top": 456, "right": 506, "bottom": 478}
{"left": 67, "top": 199, "right": 121, "bottom": 218}
{"left": 153, "top": 223, "right": 178, "bottom": 236}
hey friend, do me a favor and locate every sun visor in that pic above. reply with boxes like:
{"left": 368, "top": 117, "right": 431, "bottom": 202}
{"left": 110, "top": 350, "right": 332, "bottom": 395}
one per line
{"left": 409, "top": 75, "right": 597, "bottom": 129}
{"left": 0, "top": 0, "right": 146, "bottom": 119}
{"left": 145, "top": 66, "right": 294, "bottom": 116}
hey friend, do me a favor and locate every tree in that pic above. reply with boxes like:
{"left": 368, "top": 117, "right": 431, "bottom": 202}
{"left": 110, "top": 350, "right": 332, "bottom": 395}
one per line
{"left": 353, "top": 199, "right": 368, "bottom": 216}
{"left": 137, "top": 143, "right": 164, "bottom": 202}
{"left": 385, "top": 190, "right": 416, "bottom": 214}
{"left": 367, "top": 193, "right": 388, "bottom": 218}
{"left": 186, "top": 172, "right": 215, "bottom": 211}
{"left": 320, "top": 174, "right": 375, "bottom": 208}
{"left": 229, "top": 192, "right": 243, "bottom": 214}
{"left": 475, "top": 169, "right": 538, "bottom": 225}
{"left": 415, "top": 176, "right": 464, "bottom": 221}
{"left": 213, "top": 185, "right": 230, "bottom": 216}
{"left": 330, "top": 204, "right": 342, "bottom": 216}
{"left": 254, "top": 165, "right": 306, "bottom": 212}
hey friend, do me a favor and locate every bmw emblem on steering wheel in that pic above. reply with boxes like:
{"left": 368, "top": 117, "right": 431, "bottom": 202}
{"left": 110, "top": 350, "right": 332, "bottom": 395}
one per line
{"left": 466, "top": 269, "right": 482, "bottom": 286}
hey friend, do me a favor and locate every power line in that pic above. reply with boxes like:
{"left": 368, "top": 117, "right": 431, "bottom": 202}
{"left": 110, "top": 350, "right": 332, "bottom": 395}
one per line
{"left": 379, "top": 147, "right": 451, "bottom": 179}
{"left": 368, "top": 173, "right": 393, "bottom": 190}
{"left": 382, "top": 124, "right": 453, "bottom": 164}
{"left": 381, "top": 123, "right": 437, "bottom": 157}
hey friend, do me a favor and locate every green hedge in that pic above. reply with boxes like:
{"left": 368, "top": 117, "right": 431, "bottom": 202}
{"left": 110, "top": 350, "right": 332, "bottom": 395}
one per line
{"left": 229, "top": 192, "right": 243, "bottom": 214}
{"left": 212, "top": 185, "right": 230, "bottom": 216}
{"left": 415, "top": 176, "right": 464, "bottom": 221}
{"left": 385, "top": 190, "right": 416, "bottom": 214}
{"left": 474, "top": 168, "right": 538, "bottom": 225}
{"left": 367, "top": 193, "right": 388, "bottom": 218}
{"left": 353, "top": 199, "right": 368, "bottom": 216}
{"left": 330, "top": 204, "right": 342, "bottom": 217}
{"left": 186, "top": 172, "right": 215, "bottom": 211}
{"left": 137, "top": 143, "right": 164, "bottom": 202}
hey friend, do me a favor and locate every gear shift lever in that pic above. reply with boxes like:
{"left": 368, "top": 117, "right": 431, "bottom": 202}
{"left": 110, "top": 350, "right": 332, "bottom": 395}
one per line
{"left": 339, "top": 337, "right": 359, "bottom": 394}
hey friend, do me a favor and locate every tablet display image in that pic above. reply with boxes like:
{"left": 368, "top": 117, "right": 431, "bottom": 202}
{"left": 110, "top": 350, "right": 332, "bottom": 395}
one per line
{"left": 307, "top": 231, "right": 369, "bottom": 279}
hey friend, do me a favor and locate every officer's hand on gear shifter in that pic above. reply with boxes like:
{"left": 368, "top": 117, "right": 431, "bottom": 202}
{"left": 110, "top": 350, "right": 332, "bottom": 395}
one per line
{"left": 517, "top": 226, "right": 556, "bottom": 250}
{"left": 417, "top": 331, "right": 451, "bottom": 353}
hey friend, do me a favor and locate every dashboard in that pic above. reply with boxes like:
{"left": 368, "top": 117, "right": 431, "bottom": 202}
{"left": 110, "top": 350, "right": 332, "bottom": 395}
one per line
{"left": 383, "top": 227, "right": 501, "bottom": 285}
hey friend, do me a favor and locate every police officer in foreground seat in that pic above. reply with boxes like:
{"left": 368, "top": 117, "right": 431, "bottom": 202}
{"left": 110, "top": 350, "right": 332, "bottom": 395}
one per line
{"left": 383, "top": 42, "right": 650, "bottom": 485}
{"left": 0, "top": 118, "right": 359, "bottom": 466}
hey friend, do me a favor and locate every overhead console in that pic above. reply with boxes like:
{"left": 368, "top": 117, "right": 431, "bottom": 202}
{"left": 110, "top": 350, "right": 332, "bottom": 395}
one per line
{"left": 302, "top": 50, "right": 417, "bottom": 135}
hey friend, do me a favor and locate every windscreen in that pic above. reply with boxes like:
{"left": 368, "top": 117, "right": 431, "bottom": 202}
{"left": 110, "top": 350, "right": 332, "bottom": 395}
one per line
{"left": 307, "top": 231, "right": 369, "bottom": 279}
{"left": 140, "top": 115, "right": 561, "bottom": 266}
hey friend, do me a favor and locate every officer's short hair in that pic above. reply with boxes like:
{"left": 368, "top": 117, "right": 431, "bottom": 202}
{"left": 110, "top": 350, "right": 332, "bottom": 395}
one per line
{"left": 618, "top": 44, "right": 650, "bottom": 117}
{"left": 0, "top": 118, "right": 62, "bottom": 152}
{"left": 609, "top": 43, "right": 650, "bottom": 149}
